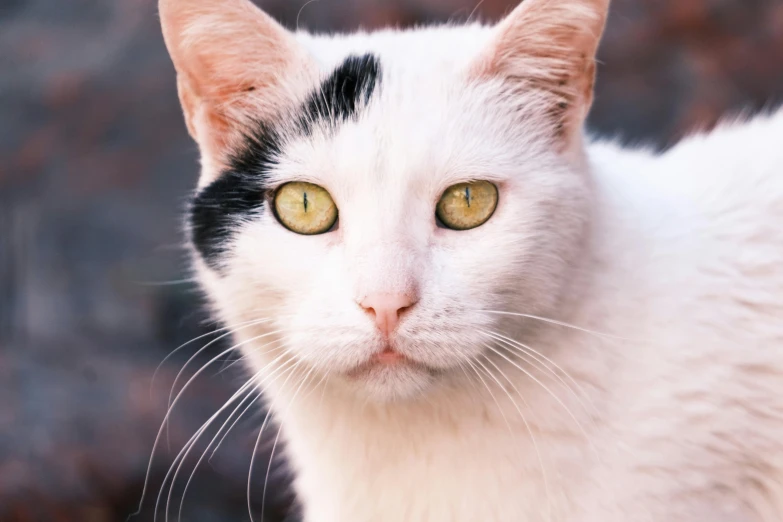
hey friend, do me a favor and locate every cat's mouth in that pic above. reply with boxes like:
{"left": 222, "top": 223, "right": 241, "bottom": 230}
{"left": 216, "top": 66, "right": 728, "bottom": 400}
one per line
{"left": 330, "top": 340, "right": 454, "bottom": 400}
{"left": 371, "top": 347, "right": 407, "bottom": 364}
{"left": 345, "top": 345, "right": 435, "bottom": 379}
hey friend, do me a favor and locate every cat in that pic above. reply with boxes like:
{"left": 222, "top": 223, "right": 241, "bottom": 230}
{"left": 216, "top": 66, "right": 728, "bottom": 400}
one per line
{"left": 157, "top": 0, "right": 783, "bottom": 520}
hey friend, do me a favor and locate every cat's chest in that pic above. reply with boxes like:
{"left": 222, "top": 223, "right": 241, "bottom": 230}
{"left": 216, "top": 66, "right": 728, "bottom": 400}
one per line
{"left": 281, "top": 393, "right": 590, "bottom": 522}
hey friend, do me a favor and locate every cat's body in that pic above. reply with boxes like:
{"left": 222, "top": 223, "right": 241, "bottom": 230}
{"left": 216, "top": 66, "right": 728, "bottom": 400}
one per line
{"left": 269, "top": 112, "right": 783, "bottom": 522}
{"left": 157, "top": 0, "right": 783, "bottom": 520}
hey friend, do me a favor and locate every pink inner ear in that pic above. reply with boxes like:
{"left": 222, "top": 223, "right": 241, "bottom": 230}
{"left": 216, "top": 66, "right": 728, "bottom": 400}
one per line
{"left": 467, "top": 0, "right": 608, "bottom": 146}
{"left": 159, "top": 0, "right": 318, "bottom": 171}
{"left": 472, "top": 0, "right": 607, "bottom": 91}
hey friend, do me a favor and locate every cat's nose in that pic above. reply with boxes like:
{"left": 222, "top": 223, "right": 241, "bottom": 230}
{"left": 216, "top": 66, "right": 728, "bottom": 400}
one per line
{"left": 360, "top": 293, "right": 417, "bottom": 337}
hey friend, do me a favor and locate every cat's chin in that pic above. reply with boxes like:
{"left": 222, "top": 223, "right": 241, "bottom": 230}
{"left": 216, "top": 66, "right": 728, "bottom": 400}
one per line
{"left": 343, "top": 357, "right": 437, "bottom": 402}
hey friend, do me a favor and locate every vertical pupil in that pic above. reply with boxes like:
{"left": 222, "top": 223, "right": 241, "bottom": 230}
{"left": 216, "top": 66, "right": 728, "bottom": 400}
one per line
{"left": 303, "top": 191, "right": 308, "bottom": 213}
{"left": 465, "top": 186, "right": 471, "bottom": 207}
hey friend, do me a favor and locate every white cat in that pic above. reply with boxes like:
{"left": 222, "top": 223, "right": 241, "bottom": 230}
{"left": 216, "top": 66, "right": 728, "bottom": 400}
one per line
{"left": 158, "top": 0, "right": 783, "bottom": 520}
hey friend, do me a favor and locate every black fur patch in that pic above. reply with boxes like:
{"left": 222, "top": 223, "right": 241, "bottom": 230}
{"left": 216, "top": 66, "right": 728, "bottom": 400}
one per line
{"left": 299, "top": 54, "right": 381, "bottom": 134}
{"left": 188, "top": 121, "right": 281, "bottom": 270}
{"left": 188, "top": 54, "right": 382, "bottom": 271}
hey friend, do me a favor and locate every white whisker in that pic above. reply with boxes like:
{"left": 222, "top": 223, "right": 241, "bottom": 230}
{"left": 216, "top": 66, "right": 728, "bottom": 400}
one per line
{"left": 144, "top": 330, "right": 284, "bottom": 522}
{"left": 478, "top": 353, "right": 554, "bottom": 522}
{"left": 463, "top": 358, "right": 514, "bottom": 436}
{"left": 261, "top": 365, "right": 318, "bottom": 521}
{"left": 477, "top": 309, "right": 634, "bottom": 341}
{"left": 151, "top": 316, "right": 270, "bottom": 400}
{"left": 168, "top": 318, "right": 280, "bottom": 408}
{"left": 467, "top": 0, "right": 486, "bottom": 23}
{"left": 481, "top": 329, "right": 600, "bottom": 419}
{"left": 209, "top": 342, "right": 287, "bottom": 461}
{"left": 162, "top": 349, "right": 293, "bottom": 522}
{"left": 481, "top": 341, "right": 591, "bottom": 442}
{"left": 176, "top": 346, "right": 295, "bottom": 522}
{"left": 247, "top": 359, "right": 306, "bottom": 522}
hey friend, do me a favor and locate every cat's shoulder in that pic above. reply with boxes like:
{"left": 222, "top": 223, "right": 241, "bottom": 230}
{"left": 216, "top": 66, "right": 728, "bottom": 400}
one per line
{"left": 585, "top": 107, "right": 783, "bottom": 297}
{"left": 662, "top": 107, "right": 783, "bottom": 182}
{"left": 588, "top": 107, "right": 783, "bottom": 207}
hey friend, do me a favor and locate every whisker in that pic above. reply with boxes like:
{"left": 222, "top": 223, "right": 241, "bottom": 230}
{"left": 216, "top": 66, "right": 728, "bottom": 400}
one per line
{"left": 162, "top": 318, "right": 275, "bottom": 456}
{"left": 463, "top": 358, "right": 515, "bottom": 436}
{"left": 481, "top": 329, "right": 600, "bottom": 419}
{"left": 141, "top": 330, "right": 284, "bottom": 522}
{"left": 296, "top": 0, "right": 320, "bottom": 31}
{"left": 261, "top": 365, "right": 317, "bottom": 521}
{"left": 455, "top": 359, "right": 483, "bottom": 398}
{"left": 175, "top": 350, "right": 296, "bottom": 522}
{"left": 133, "top": 277, "right": 200, "bottom": 287}
{"left": 484, "top": 341, "right": 590, "bottom": 438}
{"left": 162, "top": 349, "right": 293, "bottom": 522}
{"left": 477, "top": 309, "right": 634, "bottom": 341}
{"left": 156, "top": 316, "right": 286, "bottom": 453}
{"left": 467, "top": 0, "right": 486, "bottom": 23}
{"left": 172, "top": 389, "right": 256, "bottom": 522}
{"left": 466, "top": 354, "right": 540, "bottom": 507}
{"left": 318, "top": 372, "right": 331, "bottom": 411}
{"left": 245, "top": 404, "right": 277, "bottom": 522}
{"left": 161, "top": 379, "right": 257, "bottom": 522}
{"left": 484, "top": 339, "right": 615, "bottom": 512}
{"left": 478, "top": 353, "right": 554, "bottom": 522}
{"left": 208, "top": 344, "right": 287, "bottom": 461}
{"left": 168, "top": 318, "right": 280, "bottom": 409}
{"left": 209, "top": 390, "right": 262, "bottom": 462}
{"left": 301, "top": 367, "right": 329, "bottom": 403}
{"left": 215, "top": 335, "right": 287, "bottom": 377}
{"left": 151, "top": 316, "right": 271, "bottom": 399}
{"left": 247, "top": 359, "right": 307, "bottom": 522}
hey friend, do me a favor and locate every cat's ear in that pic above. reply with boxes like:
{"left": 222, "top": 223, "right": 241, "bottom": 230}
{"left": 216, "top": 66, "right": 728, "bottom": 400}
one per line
{"left": 159, "top": 0, "right": 316, "bottom": 176}
{"left": 473, "top": 0, "right": 609, "bottom": 147}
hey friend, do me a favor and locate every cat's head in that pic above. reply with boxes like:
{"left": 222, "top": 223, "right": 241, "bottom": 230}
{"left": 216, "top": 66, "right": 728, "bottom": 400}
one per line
{"left": 160, "top": 0, "right": 608, "bottom": 401}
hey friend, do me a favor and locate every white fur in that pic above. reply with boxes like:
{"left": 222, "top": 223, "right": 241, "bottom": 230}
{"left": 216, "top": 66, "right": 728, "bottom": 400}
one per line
{"left": 185, "top": 12, "right": 783, "bottom": 522}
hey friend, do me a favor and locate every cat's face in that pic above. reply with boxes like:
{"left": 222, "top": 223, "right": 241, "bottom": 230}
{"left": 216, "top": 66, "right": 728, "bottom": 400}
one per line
{"left": 160, "top": 0, "right": 607, "bottom": 401}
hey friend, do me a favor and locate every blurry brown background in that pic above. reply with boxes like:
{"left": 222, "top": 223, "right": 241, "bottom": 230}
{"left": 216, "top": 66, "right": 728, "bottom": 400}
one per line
{"left": 1, "top": 0, "right": 782, "bottom": 521}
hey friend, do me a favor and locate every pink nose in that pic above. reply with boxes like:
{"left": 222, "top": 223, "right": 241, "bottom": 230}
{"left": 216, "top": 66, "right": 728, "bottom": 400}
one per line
{"left": 360, "top": 293, "right": 417, "bottom": 337}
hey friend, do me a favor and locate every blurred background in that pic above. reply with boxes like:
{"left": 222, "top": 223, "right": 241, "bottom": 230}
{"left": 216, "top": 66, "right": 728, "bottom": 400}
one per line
{"left": 1, "top": 0, "right": 782, "bottom": 520}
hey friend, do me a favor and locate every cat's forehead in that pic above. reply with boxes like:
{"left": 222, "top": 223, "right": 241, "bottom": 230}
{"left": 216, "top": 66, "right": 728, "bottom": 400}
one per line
{"left": 258, "top": 25, "right": 516, "bottom": 193}
{"left": 294, "top": 24, "right": 494, "bottom": 77}
{"left": 267, "top": 78, "right": 512, "bottom": 199}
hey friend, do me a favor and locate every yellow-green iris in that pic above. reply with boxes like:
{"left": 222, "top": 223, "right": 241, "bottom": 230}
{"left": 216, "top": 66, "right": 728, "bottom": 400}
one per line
{"left": 274, "top": 182, "right": 337, "bottom": 235}
{"left": 436, "top": 181, "right": 498, "bottom": 230}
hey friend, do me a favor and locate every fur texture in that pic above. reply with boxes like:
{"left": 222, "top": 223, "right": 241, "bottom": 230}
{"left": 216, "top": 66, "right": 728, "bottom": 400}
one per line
{"left": 159, "top": 0, "right": 783, "bottom": 520}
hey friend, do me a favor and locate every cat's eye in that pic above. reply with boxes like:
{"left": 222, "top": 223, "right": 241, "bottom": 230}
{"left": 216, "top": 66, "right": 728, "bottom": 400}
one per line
{"left": 436, "top": 181, "right": 498, "bottom": 230}
{"left": 274, "top": 182, "right": 338, "bottom": 235}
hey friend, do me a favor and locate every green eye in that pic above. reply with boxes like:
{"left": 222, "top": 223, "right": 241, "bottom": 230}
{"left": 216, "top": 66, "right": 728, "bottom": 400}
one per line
{"left": 436, "top": 181, "right": 498, "bottom": 230}
{"left": 274, "top": 182, "right": 338, "bottom": 235}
